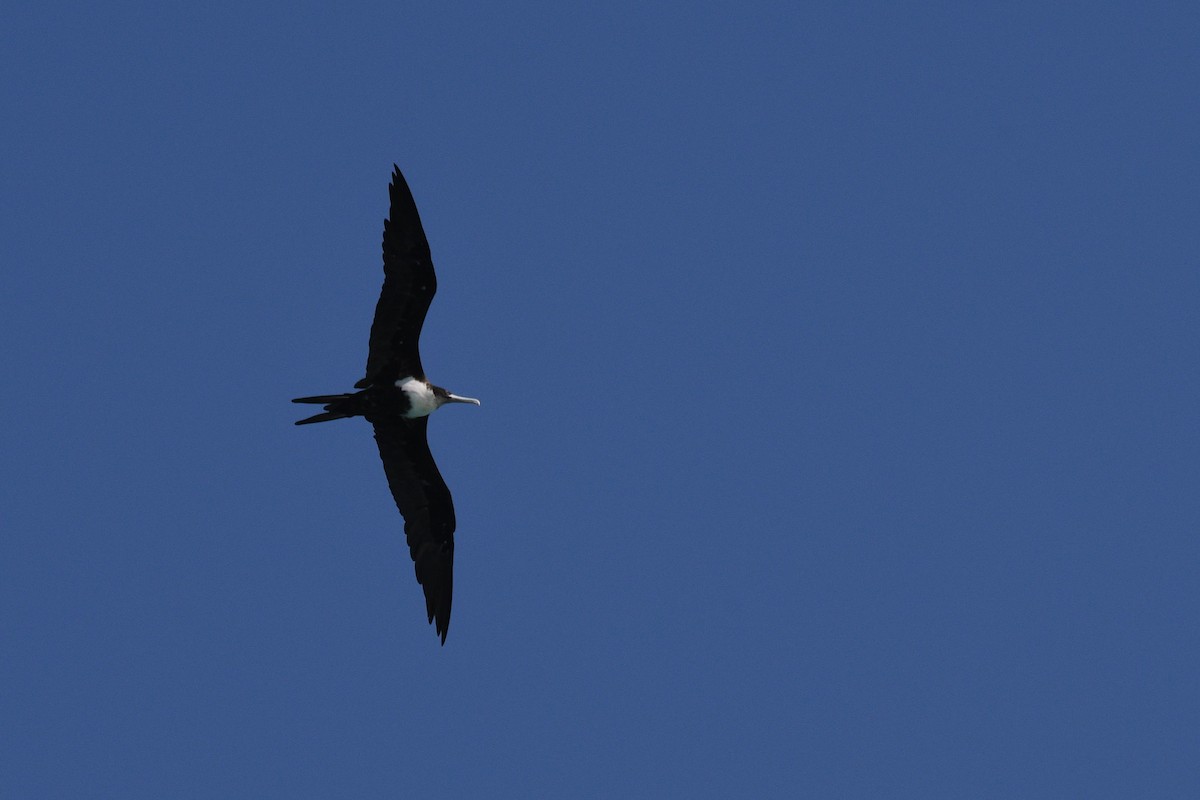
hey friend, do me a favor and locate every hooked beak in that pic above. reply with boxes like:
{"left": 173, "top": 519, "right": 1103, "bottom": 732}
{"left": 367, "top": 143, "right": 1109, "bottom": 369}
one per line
{"left": 446, "top": 393, "right": 481, "bottom": 406}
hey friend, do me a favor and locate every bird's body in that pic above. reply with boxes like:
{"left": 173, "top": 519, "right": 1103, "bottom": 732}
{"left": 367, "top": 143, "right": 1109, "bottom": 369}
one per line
{"left": 293, "top": 165, "right": 478, "bottom": 644}
{"left": 293, "top": 377, "right": 476, "bottom": 424}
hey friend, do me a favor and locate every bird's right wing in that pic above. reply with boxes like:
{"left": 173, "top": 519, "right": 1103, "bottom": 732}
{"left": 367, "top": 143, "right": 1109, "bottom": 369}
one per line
{"left": 358, "top": 165, "right": 437, "bottom": 388}
{"left": 371, "top": 415, "right": 455, "bottom": 643}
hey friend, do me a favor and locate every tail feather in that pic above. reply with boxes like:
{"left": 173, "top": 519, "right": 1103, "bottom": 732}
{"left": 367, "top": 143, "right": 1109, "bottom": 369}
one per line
{"left": 292, "top": 394, "right": 352, "bottom": 405}
{"left": 294, "top": 410, "right": 350, "bottom": 425}
{"left": 292, "top": 392, "right": 356, "bottom": 425}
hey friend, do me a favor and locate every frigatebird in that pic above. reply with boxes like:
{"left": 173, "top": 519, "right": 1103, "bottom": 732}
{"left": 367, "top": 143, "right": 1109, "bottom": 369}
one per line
{"left": 293, "top": 165, "right": 479, "bottom": 644}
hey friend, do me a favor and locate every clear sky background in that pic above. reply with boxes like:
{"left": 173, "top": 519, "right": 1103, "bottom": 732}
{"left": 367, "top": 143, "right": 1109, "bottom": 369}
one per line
{"left": 3, "top": 2, "right": 1198, "bottom": 797}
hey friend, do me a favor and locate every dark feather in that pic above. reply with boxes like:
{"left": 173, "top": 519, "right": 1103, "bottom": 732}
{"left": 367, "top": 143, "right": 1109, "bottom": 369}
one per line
{"left": 371, "top": 416, "right": 455, "bottom": 644}
{"left": 357, "top": 165, "right": 437, "bottom": 388}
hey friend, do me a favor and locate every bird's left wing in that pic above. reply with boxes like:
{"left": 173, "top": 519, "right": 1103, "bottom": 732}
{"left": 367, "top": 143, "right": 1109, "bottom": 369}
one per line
{"left": 371, "top": 415, "right": 455, "bottom": 643}
{"left": 358, "top": 165, "right": 437, "bottom": 388}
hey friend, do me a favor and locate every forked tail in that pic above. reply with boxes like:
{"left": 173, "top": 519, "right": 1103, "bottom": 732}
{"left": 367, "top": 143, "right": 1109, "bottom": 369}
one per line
{"left": 292, "top": 393, "right": 356, "bottom": 425}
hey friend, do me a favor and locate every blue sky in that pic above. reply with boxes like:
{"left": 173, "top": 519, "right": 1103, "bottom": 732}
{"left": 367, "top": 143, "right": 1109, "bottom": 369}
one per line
{"left": 3, "top": 2, "right": 1198, "bottom": 797}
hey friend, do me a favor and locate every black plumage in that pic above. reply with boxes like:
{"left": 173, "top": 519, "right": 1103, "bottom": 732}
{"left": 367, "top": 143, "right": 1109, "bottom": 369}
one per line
{"left": 359, "top": 166, "right": 436, "bottom": 387}
{"left": 293, "top": 165, "right": 478, "bottom": 644}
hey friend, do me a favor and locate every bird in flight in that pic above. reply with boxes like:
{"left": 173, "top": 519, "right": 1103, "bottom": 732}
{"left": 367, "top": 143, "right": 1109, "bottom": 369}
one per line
{"left": 293, "top": 165, "right": 479, "bottom": 644}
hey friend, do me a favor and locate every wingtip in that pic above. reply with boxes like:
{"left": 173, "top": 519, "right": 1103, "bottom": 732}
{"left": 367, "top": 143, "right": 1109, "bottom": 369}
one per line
{"left": 430, "top": 617, "right": 448, "bottom": 645}
{"left": 425, "top": 599, "right": 450, "bottom": 645}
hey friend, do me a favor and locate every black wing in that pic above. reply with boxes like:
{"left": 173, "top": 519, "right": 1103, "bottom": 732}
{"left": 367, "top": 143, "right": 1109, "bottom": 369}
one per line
{"left": 371, "top": 416, "right": 455, "bottom": 643}
{"left": 357, "top": 165, "right": 437, "bottom": 388}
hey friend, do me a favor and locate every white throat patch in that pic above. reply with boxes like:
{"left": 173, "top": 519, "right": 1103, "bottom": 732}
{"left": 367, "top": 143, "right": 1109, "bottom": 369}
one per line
{"left": 395, "top": 376, "right": 439, "bottom": 418}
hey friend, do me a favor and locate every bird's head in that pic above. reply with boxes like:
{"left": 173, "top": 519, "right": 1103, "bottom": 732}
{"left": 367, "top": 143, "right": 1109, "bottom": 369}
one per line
{"left": 432, "top": 384, "right": 481, "bottom": 409}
